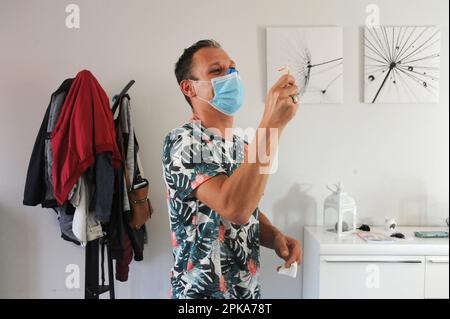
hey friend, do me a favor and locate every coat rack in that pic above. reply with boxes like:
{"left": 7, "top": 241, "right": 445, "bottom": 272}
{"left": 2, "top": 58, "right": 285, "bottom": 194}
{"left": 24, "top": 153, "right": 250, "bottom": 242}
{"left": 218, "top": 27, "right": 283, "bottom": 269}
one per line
{"left": 84, "top": 80, "right": 135, "bottom": 300}
{"left": 85, "top": 238, "right": 115, "bottom": 299}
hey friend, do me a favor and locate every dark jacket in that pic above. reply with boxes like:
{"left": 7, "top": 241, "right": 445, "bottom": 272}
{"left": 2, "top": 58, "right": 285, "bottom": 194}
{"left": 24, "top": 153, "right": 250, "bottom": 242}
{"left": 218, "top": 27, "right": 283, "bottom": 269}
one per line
{"left": 23, "top": 78, "right": 73, "bottom": 207}
{"left": 109, "top": 94, "right": 148, "bottom": 280}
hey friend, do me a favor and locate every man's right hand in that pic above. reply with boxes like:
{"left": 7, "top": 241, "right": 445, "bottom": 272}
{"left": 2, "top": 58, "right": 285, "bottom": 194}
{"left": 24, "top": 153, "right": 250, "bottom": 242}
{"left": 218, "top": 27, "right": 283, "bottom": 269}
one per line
{"left": 262, "top": 74, "right": 300, "bottom": 131}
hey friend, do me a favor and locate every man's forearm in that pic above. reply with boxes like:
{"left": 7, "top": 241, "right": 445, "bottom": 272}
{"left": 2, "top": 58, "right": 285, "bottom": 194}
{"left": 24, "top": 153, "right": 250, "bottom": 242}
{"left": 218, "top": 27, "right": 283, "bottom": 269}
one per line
{"left": 259, "top": 212, "right": 281, "bottom": 249}
{"left": 220, "top": 120, "right": 281, "bottom": 224}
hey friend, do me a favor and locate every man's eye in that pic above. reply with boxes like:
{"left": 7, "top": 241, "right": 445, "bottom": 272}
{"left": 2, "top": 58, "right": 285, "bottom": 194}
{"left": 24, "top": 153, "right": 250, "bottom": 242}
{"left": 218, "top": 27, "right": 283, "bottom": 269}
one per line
{"left": 211, "top": 69, "right": 222, "bottom": 74}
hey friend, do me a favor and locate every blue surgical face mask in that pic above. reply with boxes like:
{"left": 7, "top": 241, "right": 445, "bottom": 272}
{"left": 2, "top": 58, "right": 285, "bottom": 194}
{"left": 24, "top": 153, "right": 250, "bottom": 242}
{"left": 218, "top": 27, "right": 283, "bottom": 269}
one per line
{"left": 191, "top": 67, "right": 244, "bottom": 116}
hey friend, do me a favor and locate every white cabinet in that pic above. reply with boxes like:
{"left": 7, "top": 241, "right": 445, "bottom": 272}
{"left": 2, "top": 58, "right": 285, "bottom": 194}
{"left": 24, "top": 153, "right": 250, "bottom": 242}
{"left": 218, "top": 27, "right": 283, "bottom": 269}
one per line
{"left": 303, "top": 227, "right": 449, "bottom": 299}
{"left": 425, "top": 256, "right": 449, "bottom": 299}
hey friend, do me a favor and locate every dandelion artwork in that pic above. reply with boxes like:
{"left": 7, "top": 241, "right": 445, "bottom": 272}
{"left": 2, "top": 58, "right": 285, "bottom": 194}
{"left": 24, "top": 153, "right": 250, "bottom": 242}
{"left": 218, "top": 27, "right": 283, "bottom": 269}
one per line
{"left": 364, "top": 26, "right": 441, "bottom": 104}
{"left": 266, "top": 27, "right": 343, "bottom": 104}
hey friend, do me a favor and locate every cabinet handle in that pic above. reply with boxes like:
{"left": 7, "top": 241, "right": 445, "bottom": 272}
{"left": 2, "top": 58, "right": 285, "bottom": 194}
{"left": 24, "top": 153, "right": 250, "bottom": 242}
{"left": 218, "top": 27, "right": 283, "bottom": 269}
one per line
{"left": 324, "top": 259, "right": 423, "bottom": 264}
{"left": 428, "top": 259, "right": 449, "bottom": 264}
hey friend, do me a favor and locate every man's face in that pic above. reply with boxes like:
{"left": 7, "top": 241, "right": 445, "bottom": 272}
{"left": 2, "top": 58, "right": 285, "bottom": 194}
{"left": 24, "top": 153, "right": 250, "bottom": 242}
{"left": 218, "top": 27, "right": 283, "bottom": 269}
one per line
{"left": 191, "top": 47, "right": 236, "bottom": 81}
{"left": 185, "top": 47, "right": 236, "bottom": 103}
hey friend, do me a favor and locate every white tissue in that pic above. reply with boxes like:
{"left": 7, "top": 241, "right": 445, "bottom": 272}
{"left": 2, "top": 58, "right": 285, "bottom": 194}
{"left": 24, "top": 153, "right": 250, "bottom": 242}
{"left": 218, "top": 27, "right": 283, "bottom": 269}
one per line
{"left": 277, "top": 262, "right": 298, "bottom": 278}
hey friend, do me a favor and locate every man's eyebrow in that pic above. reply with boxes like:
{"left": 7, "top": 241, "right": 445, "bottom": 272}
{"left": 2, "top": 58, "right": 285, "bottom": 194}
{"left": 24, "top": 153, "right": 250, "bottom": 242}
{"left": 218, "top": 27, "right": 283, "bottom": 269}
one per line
{"left": 208, "top": 62, "right": 222, "bottom": 68}
{"left": 207, "top": 60, "right": 236, "bottom": 68}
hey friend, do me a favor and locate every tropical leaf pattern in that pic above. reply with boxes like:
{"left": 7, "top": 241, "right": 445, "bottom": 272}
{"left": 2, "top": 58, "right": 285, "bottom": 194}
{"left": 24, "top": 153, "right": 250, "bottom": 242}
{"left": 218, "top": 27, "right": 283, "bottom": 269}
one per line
{"left": 162, "top": 121, "right": 260, "bottom": 299}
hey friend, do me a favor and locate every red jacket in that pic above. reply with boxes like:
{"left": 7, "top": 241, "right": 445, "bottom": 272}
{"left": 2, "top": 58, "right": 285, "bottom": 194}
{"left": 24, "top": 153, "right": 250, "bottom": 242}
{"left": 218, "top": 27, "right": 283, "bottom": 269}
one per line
{"left": 51, "top": 70, "right": 121, "bottom": 205}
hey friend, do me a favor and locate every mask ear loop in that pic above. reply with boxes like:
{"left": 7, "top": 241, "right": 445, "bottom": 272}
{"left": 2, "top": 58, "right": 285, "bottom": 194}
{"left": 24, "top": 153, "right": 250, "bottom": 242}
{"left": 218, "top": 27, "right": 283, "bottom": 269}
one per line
{"left": 189, "top": 79, "right": 214, "bottom": 104}
{"left": 190, "top": 78, "right": 211, "bottom": 83}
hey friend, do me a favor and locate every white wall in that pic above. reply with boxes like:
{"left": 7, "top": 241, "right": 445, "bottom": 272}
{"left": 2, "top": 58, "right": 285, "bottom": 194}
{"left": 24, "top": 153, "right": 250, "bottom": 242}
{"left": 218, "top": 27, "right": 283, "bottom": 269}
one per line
{"left": 0, "top": 0, "right": 448, "bottom": 299}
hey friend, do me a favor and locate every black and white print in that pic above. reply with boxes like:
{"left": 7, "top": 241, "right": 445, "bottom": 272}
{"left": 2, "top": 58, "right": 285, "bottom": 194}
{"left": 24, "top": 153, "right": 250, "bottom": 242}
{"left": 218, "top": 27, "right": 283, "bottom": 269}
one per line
{"left": 364, "top": 26, "right": 441, "bottom": 104}
{"left": 267, "top": 27, "right": 344, "bottom": 104}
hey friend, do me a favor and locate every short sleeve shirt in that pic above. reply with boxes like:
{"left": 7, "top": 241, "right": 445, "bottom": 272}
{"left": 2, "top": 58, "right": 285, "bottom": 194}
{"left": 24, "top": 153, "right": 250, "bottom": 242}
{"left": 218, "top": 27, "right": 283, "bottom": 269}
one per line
{"left": 162, "top": 120, "right": 260, "bottom": 299}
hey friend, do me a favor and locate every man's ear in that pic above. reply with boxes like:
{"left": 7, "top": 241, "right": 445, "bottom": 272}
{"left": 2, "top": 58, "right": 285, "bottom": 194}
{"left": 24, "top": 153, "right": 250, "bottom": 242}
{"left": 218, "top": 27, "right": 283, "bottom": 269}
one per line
{"left": 180, "top": 80, "right": 196, "bottom": 99}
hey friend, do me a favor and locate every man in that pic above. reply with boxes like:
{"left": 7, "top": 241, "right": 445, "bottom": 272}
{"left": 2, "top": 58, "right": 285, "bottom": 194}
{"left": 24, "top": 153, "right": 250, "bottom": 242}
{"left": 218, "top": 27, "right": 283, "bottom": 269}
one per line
{"left": 162, "top": 39, "right": 301, "bottom": 299}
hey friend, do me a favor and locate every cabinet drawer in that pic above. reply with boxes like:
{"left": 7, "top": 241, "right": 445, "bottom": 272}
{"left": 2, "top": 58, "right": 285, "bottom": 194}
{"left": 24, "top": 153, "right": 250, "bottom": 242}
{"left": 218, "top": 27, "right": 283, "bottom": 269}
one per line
{"left": 425, "top": 256, "right": 449, "bottom": 299}
{"left": 319, "top": 256, "right": 425, "bottom": 299}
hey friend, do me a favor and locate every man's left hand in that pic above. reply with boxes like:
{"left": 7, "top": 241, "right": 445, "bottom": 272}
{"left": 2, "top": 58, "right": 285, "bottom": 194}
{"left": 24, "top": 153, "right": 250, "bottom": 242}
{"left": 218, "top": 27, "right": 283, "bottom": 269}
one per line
{"left": 273, "top": 233, "right": 302, "bottom": 268}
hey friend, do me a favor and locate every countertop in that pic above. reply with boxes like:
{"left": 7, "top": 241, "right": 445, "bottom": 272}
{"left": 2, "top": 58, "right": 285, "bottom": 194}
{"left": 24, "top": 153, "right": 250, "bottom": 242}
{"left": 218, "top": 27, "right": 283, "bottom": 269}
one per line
{"left": 304, "top": 226, "right": 449, "bottom": 256}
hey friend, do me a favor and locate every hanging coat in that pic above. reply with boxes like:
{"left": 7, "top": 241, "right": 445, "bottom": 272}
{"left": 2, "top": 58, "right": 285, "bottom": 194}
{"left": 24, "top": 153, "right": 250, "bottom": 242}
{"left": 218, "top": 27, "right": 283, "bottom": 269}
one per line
{"left": 23, "top": 78, "right": 73, "bottom": 207}
{"left": 51, "top": 70, "right": 122, "bottom": 206}
{"left": 109, "top": 94, "right": 150, "bottom": 281}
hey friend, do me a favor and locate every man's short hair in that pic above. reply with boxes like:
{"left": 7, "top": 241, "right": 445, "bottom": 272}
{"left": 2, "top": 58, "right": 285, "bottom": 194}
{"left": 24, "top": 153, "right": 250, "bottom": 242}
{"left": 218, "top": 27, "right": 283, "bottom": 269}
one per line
{"left": 175, "top": 39, "right": 222, "bottom": 106}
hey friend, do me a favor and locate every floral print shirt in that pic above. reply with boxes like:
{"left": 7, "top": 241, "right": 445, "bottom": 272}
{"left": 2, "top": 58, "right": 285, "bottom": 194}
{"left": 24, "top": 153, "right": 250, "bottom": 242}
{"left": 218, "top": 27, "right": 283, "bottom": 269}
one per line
{"left": 162, "top": 120, "right": 260, "bottom": 299}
